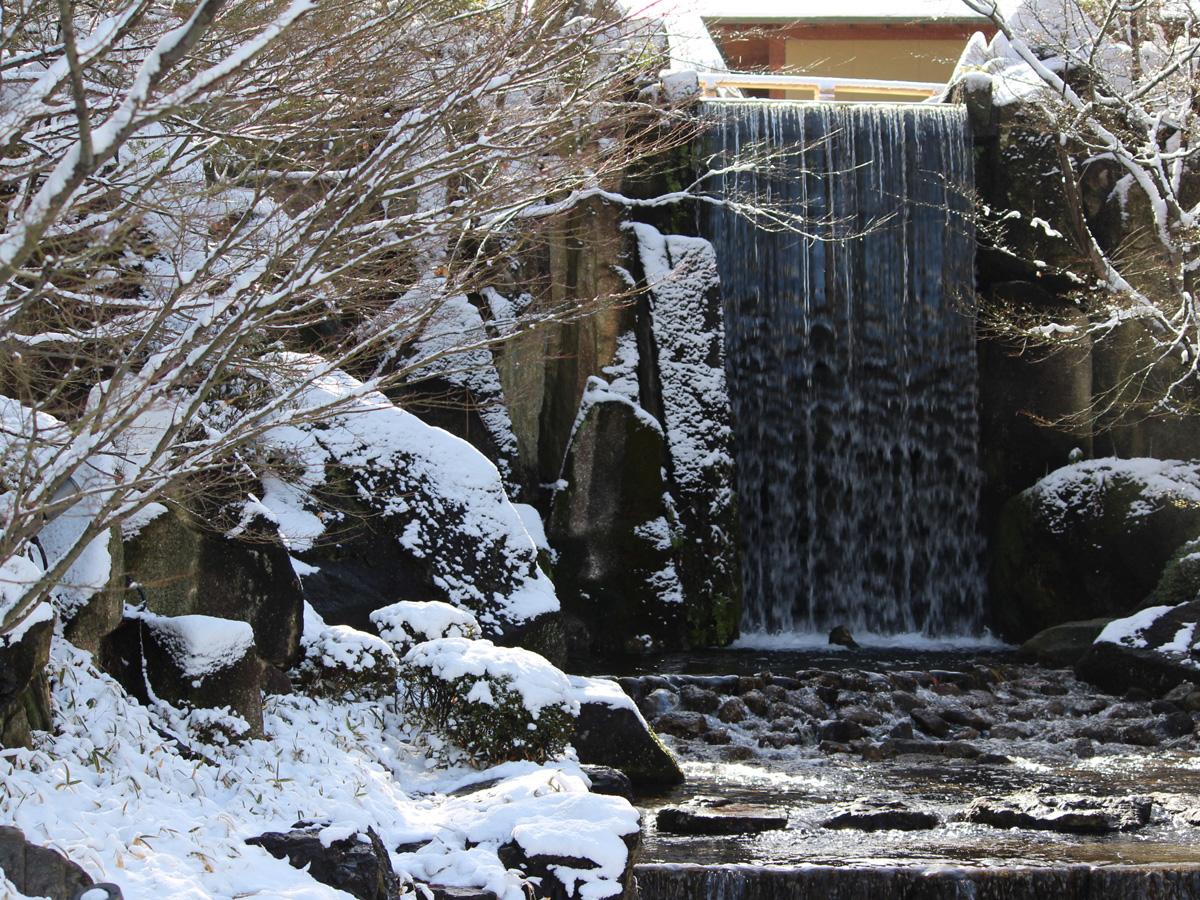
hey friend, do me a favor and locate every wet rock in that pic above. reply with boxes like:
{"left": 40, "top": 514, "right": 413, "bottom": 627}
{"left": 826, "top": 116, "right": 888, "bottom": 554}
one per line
{"left": 815, "top": 684, "right": 839, "bottom": 706}
{"left": 719, "top": 744, "right": 757, "bottom": 762}
{"left": 1072, "top": 737, "right": 1096, "bottom": 758}
{"left": 910, "top": 708, "right": 951, "bottom": 738}
{"left": 702, "top": 728, "right": 732, "bottom": 745}
{"left": 768, "top": 716, "right": 797, "bottom": 733}
{"left": 791, "top": 694, "right": 829, "bottom": 719}
{"left": 760, "top": 732, "right": 802, "bottom": 749}
{"left": 581, "top": 765, "right": 633, "bottom": 801}
{"left": 0, "top": 825, "right": 97, "bottom": 900}
{"left": 737, "top": 675, "right": 766, "bottom": 693}
{"left": 839, "top": 705, "right": 883, "bottom": 727}
{"left": 889, "top": 673, "right": 919, "bottom": 692}
{"left": 248, "top": 824, "right": 400, "bottom": 900}
{"left": 887, "top": 721, "right": 914, "bottom": 740}
{"left": 885, "top": 739, "right": 981, "bottom": 759}
{"left": 932, "top": 682, "right": 964, "bottom": 697}
{"left": 819, "top": 719, "right": 865, "bottom": 743}
{"left": 1120, "top": 723, "right": 1161, "bottom": 747}
{"left": 1068, "top": 697, "right": 1108, "bottom": 716}
{"left": 990, "top": 723, "right": 1032, "bottom": 740}
{"left": 930, "top": 670, "right": 975, "bottom": 689}
{"left": 679, "top": 684, "right": 720, "bottom": 714}
{"left": 890, "top": 690, "right": 920, "bottom": 713}
{"left": 941, "top": 706, "right": 992, "bottom": 731}
{"left": 823, "top": 801, "right": 940, "bottom": 832}
{"left": 638, "top": 687, "right": 680, "bottom": 720}
{"left": 657, "top": 800, "right": 787, "bottom": 836}
{"left": 654, "top": 711, "right": 709, "bottom": 738}
{"left": 717, "top": 696, "right": 749, "bottom": 724}
{"left": 573, "top": 688, "right": 684, "bottom": 787}
{"left": 1160, "top": 711, "right": 1195, "bottom": 738}
{"left": 740, "top": 689, "right": 770, "bottom": 716}
{"left": 962, "top": 794, "right": 1151, "bottom": 834}
{"left": 828, "top": 625, "right": 859, "bottom": 648}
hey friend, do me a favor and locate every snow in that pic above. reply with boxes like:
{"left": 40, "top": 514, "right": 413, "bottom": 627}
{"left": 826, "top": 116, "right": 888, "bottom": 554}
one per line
{"left": 404, "top": 638, "right": 579, "bottom": 718}
{"left": 371, "top": 600, "right": 482, "bottom": 653}
{"left": 568, "top": 675, "right": 644, "bottom": 720}
{"left": 655, "top": 0, "right": 992, "bottom": 21}
{"left": 0, "top": 636, "right": 638, "bottom": 900}
{"left": 513, "top": 504, "right": 551, "bottom": 555}
{"left": 1096, "top": 605, "right": 1179, "bottom": 650}
{"left": 1027, "top": 458, "right": 1200, "bottom": 535}
{"left": 0, "top": 555, "right": 45, "bottom": 640}
{"left": 136, "top": 611, "right": 256, "bottom": 678}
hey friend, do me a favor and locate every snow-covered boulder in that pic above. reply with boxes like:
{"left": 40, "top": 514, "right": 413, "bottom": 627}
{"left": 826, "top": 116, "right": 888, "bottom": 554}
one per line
{"left": 247, "top": 823, "right": 400, "bottom": 900}
{"left": 371, "top": 600, "right": 482, "bottom": 656}
{"left": 297, "top": 605, "right": 399, "bottom": 700}
{"left": 402, "top": 637, "right": 578, "bottom": 766}
{"left": 108, "top": 611, "right": 265, "bottom": 741}
{"left": 1076, "top": 602, "right": 1200, "bottom": 697}
{"left": 569, "top": 675, "right": 684, "bottom": 788}
{"left": 122, "top": 505, "right": 303, "bottom": 669}
{"left": 256, "top": 360, "right": 560, "bottom": 656}
{"left": 991, "top": 459, "right": 1200, "bottom": 640}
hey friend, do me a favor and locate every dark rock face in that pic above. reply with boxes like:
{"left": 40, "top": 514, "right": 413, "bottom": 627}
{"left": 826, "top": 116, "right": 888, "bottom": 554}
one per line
{"left": 571, "top": 694, "right": 684, "bottom": 788}
{"left": 0, "top": 825, "right": 97, "bottom": 900}
{"left": 0, "top": 616, "right": 54, "bottom": 749}
{"left": 247, "top": 824, "right": 400, "bottom": 900}
{"left": 122, "top": 507, "right": 302, "bottom": 669}
{"left": 1020, "top": 619, "right": 1113, "bottom": 667}
{"left": 962, "top": 795, "right": 1152, "bottom": 835}
{"left": 549, "top": 385, "right": 687, "bottom": 655}
{"left": 828, "top": 625, "right": 858, "bottom": 649}
{"left": 656, "top": 801, "right": 787, "bottom": 836}
{"left": 823, "top": 802, "right": 940, "bottom": 832}
{"left": 59, "top": 525, "right": 125, "bottom": 654}
{"left": 106, "top": 613, "right": 264, "bottom": 739}
{"left": 990, "top": 461, "right": 1200, "bottom": 641}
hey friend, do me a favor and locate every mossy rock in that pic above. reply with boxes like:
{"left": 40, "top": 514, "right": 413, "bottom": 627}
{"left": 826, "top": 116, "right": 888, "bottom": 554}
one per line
{"left": 1147, "top": 539, "right": 1200, "bottom": 610}
{"left": 0, "top": 616, "right": 54, "bottom": 750}
{"left": 990, "top": 459, "right": 1200, "bottom": 642}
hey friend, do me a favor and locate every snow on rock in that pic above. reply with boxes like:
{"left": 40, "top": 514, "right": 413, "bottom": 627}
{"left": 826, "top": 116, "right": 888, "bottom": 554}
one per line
{"left": 0, "top": 556, "right": 46, "bottom": 642}
{"left": 396, "top": 291, "right": 521, "bottom": 489}
{"left": 1028, "top": 458, "right": 1200, "bottom": 535}
{"left": 257, "top": 356, "right": 558, "bottom": 634}
{"left": 371, "top": 600, "right": 482, "bottom": 655}
{"left": 135, "top": 610, "right": 256, "bottom": 679}
{"left": 0, "top": 636, "right": 639, "bottom": 900}
{"left": 1096, "top": 605, "right": 1180, "bottom": 651}
{"left": 404, "top": 637, "right": 578, "bottom": 718}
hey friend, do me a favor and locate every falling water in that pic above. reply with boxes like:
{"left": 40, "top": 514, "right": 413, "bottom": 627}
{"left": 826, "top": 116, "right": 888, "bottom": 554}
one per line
{"left": 701, "top": 101, "right": 984, "bottom": 637}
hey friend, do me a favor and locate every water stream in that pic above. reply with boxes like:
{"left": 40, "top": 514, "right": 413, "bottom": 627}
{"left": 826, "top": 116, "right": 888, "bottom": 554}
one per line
{"left": 701, "top": 101, "right": 984, "bottom": 637}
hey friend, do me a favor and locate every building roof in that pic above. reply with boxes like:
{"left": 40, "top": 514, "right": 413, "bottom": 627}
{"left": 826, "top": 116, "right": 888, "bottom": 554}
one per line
{"left": 691, "top": 0, "right": 991, "bottom": 23}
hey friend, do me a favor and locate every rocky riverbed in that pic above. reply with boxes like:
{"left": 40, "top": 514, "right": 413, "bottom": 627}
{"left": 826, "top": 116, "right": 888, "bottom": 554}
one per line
{"left": 609, "top": 650, "right": 1200, "bottom": 869}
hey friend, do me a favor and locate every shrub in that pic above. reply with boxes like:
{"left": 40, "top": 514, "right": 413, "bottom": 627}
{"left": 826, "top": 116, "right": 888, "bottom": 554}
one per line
{"left": 370, "top": 600, "right": 481, "bottom": 656}
{"left": 296, "top": 606, "right": 399, "bottom": 699}
{"left": 401, "top": 637, "right": 578, "bottom": 766}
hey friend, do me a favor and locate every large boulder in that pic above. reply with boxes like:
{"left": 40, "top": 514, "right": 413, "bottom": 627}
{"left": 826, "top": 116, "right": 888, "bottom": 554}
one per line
{"left": 0, "top": 607, "right": 53, "bottom": 749}
{"left": 255, "top": 362, "right": 560, "bottom": 658}
{"left": 1019, "top": 618, "right": 1113, "bottom": 668}
{"left": 990, "top": 459, "right": 1200, "bottom": 641}
{"left": 106, "top": 611, "right": 264, "bottom": 740}
{"left": 1076, "top": 602, "right": 1200, "bottom": 697}
{"left": 122, "top": 505, "right": 302, "bottom": 669}
{"left": 568, "top": 676, "right": 684, "bottom": 787}
{"left": 549, "top": 379, "right": 688, "bottom": 654}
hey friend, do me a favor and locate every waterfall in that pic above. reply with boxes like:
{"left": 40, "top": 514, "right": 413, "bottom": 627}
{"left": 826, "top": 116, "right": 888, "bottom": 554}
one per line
{"left": 701, "top": 101, "right": 984, "bottom": 637}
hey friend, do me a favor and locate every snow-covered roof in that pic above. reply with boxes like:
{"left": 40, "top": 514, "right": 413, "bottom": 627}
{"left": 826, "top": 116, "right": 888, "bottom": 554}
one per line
{"left": 683, "top": 0, "right": 991, "bottom": 23}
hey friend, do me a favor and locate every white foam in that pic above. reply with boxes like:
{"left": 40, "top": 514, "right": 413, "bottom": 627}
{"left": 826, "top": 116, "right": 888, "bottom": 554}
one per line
{"left": 731, "top": 630, "right": 1012, "bottom": 652}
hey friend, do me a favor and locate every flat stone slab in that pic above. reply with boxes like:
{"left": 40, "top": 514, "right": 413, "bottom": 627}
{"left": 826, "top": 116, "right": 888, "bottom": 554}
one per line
{"left": 962, "top": 794, "right": 1152, "bottom": 835}
{"left": 823, "top": 801, "right": 941, "bottom": 832}
{"left": 657, "top": 800, "right": 788, "bottom": 836}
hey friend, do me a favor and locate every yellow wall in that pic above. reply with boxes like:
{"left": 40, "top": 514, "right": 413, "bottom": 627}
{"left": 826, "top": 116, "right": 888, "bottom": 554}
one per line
{"left": 783, "top": 38, "right": 965, "bottom": 100}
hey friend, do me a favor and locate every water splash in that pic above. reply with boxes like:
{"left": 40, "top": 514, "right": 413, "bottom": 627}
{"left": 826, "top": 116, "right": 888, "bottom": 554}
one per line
{"left": 700, "top": 101, "right": 985, "bottom": 637}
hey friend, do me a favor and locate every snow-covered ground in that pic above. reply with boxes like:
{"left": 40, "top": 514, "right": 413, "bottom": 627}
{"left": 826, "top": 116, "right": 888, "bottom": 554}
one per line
{"left": 0, "top": 635, "right": 639, "bottom": 900}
